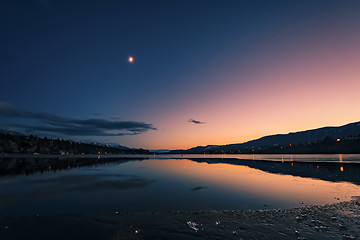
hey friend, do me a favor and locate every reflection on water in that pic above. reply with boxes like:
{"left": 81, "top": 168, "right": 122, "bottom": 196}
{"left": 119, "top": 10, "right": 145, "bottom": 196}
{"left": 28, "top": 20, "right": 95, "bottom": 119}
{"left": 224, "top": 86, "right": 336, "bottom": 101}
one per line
{"left": 107, "top": 153, "right": 360, "bottom": 163}
{"left": 186, "top": 157, "right": 360, "bottom": 185}
{"left": 0, "top": 156, "right": 360, "bottom": 218}
{"left": 1, "top": 154, "right": 359, "bottom": 177}
{"left": 25, "top": 173, "right": 154, "bottom": 192}
{"left": 0, "top": 157, "right": 147, "bottom": 175}
{"left": 173, "top": 153, "right": 360, "bottom": 163}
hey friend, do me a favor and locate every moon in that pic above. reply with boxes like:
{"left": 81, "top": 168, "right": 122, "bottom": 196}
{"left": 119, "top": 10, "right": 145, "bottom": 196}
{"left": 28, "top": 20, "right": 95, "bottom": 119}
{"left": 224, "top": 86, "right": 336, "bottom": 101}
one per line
{"left": 128, "top": 56, "right": 134, "bottom": 63}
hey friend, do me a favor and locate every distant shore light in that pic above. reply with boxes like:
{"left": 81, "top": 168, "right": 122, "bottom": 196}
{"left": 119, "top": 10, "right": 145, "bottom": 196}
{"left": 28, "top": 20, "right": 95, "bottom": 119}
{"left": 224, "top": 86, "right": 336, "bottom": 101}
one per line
{"left": 128, "top": 56, "right": 134, "bottom": 63}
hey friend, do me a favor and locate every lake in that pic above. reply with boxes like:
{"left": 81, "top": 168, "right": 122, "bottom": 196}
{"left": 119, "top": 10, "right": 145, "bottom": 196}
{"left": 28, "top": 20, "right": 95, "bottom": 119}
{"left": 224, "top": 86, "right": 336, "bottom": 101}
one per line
{"left": 1, "top": 154, "right": 360, "bottom": 219}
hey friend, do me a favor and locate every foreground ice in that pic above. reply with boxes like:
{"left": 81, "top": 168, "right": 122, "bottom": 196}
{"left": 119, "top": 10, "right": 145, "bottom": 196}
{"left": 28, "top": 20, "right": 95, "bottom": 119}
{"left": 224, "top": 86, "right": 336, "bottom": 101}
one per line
{"left": 1, "top": 197, "right": 360, "bottom": 240}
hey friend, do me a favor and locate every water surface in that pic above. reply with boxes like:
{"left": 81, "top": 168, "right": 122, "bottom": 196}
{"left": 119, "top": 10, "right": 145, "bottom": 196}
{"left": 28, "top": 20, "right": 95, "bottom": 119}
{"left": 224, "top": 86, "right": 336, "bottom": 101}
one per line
{"left": 1, "top": 155, "right": 360, "bottom": 218}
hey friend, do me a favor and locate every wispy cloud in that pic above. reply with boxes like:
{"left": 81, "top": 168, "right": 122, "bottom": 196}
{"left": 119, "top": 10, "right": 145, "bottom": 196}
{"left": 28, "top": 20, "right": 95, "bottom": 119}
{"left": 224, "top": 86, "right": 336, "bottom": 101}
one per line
{"left": 0, "top": 102, "right": 156, "bottom": 137}
{"left": 188, "top": 119, "right": 206, "bottom": 124}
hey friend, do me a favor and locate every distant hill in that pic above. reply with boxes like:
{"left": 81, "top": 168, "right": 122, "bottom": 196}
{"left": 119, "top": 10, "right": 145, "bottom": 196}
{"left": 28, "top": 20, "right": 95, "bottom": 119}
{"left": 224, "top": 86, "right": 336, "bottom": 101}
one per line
{"left": 80, "top": 140, "right": 131, "bottom": 150}
{"left": 170, "top": 121, "right": 360, "bottom": 154}
{"left": 0, "top": 131, "right": 150, "bottom": 155}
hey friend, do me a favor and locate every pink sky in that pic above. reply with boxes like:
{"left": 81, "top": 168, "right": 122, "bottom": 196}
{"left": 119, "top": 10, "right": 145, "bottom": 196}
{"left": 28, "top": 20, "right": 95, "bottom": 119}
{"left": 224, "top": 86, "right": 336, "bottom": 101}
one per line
{"left": 126, "top": 28, "right": 360, "bottom": 149}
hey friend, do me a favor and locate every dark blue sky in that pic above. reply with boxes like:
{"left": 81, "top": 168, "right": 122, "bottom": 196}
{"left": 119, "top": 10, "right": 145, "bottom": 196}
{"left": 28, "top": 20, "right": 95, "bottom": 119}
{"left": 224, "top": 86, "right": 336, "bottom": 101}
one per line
{"left": 1, "top": 1, "right": 360, "bottom": 149}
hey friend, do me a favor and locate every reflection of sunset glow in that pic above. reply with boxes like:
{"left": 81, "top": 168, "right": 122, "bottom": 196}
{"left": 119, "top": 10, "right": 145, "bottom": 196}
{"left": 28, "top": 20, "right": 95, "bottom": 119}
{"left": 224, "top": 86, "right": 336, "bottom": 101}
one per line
{"left": 340, "top": 166, "right": 344, "bottom": 172}
{"left": 147, "top": 159, "right": 360, "bottom": 206}
{"left": 339, "top": 154, "right": 343, "bottom": 162}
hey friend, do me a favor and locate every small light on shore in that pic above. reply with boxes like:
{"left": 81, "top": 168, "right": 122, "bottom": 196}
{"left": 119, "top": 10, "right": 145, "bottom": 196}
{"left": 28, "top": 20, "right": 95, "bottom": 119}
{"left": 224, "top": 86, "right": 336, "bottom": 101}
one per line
{"left": 337, "top": 138, "right": 341, "bottom": 142}
{"left": 128, "top": 56, "right": 134, "bottom": 63}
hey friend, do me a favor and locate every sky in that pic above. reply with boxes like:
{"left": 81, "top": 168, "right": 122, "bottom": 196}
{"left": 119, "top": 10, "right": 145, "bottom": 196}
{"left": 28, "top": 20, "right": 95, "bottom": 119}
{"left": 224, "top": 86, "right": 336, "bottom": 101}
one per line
{"left": 1, "top": 0, "right": 360, "bottom": 150}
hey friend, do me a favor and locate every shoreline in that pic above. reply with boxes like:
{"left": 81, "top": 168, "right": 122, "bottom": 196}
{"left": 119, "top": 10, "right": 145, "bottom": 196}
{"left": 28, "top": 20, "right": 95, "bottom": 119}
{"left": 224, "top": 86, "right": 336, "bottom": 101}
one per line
{"left": 0, "top": 153, "right": 150, "bottom": 159}
{"left": 1, "top": 197, "right": 360, "bottom": 240}
{"left": 1, "top": 153, "right": 359, "bottom": 163}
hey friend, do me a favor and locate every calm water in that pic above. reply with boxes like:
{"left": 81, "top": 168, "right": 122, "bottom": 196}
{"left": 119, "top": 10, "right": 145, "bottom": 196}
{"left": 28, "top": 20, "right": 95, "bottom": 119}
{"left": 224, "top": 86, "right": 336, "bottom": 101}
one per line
{"left": 1, "top": 154, "right": 360, "bottom": 218}
{"left": 116, "top": 153, "right": 360, "bottom": 163}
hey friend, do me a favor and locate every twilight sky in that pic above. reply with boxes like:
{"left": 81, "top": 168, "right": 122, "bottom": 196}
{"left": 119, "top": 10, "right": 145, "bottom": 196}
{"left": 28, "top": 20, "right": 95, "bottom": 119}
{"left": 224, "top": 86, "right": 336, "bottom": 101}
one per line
{"left": 1, "top": 0, "right": 360, "bottom": 150}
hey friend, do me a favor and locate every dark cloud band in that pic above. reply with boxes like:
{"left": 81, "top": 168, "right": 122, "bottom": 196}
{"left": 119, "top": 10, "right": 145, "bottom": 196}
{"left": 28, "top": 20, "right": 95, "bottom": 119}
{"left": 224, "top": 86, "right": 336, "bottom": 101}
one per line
{"left": 0, "top": 102, "right": 156, "bottom": 136}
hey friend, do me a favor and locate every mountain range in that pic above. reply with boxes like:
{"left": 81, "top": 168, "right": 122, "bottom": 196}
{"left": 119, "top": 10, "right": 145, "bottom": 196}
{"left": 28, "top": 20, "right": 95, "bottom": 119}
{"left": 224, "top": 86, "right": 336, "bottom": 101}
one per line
{"left": 2, "top": 121, "right": 360, "bottom": 155}
{"left": 169, "top": 121, "right": 360, "bottom": 154}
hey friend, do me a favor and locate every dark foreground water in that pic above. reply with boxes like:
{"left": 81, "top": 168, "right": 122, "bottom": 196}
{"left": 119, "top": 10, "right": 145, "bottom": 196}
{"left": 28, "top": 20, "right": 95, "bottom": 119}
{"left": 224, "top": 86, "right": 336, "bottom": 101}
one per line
{"left": 1, "top": 154, "right": 360, "bottom": 240}
{"left": 1, "top": 154, "right": 360, "bottom": 218}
